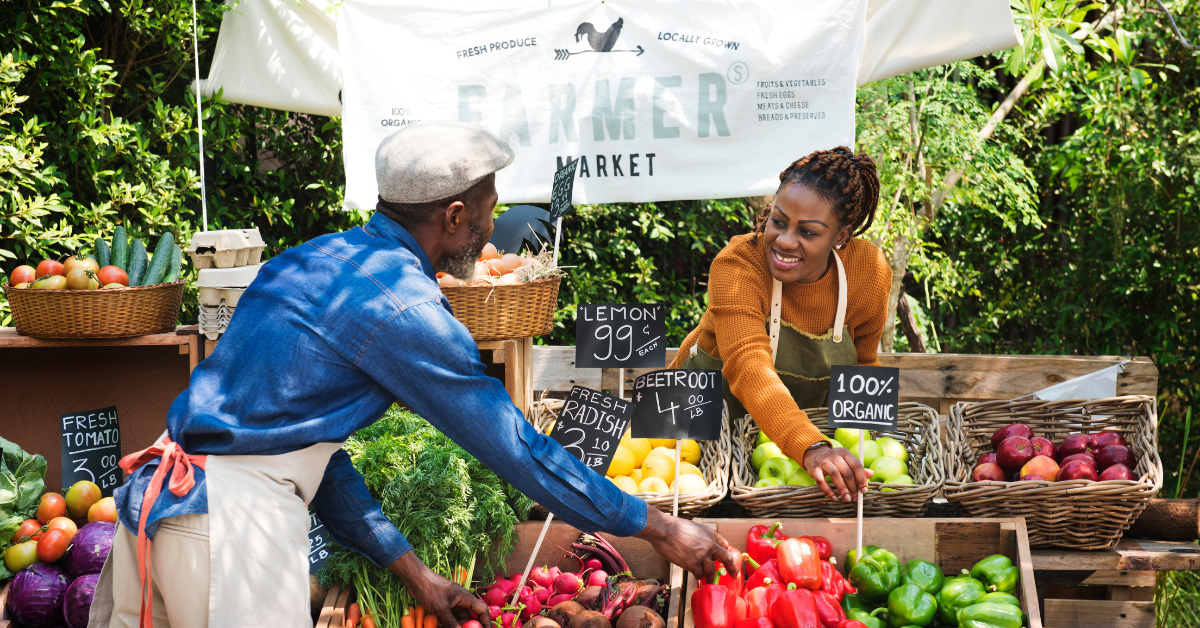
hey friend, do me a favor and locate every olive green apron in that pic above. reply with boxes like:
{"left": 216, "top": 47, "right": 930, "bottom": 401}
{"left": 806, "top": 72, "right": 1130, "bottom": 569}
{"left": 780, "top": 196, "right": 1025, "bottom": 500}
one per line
{"left": 681, "top": 252, "right": 858, "bottom": 420}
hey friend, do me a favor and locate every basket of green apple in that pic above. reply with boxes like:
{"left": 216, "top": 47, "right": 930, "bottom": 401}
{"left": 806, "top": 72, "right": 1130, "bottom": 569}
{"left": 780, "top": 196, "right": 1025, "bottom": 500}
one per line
{"left": 729, "top": 403, "right": 946, "bottom": 517}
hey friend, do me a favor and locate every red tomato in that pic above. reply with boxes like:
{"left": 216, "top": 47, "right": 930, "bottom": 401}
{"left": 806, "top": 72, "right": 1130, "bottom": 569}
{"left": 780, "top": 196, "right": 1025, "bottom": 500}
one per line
{"left": 97, "top": 265, "right": 129, "bottom": 287}
{"left": 65, "top": 481, "right": 102, "bottom": 519}
{"left": 63, "top": 254, "right": 100, "bottom": 275}
{"left": 36, "top": 528, "right": 71, "bottom": 563}
{"left": 11, "top": 519, "right": 43, "bottom": 543}
{"left": 8, "top": 265, "right": 36, "bottom": 285}
{"left": 37, "top": 493, "right": 67, "bottom": 524}
{"left": 65, "top": 267, "right": 100, "bottom": 290}
{"left": 47, "top": 516, "right": 78, "bottom": 541}
{"left": 35, "top": 259, "right": 65, "bottom": 277}
{"left": 88, "top": 496, "right": 118, "bottom": 523}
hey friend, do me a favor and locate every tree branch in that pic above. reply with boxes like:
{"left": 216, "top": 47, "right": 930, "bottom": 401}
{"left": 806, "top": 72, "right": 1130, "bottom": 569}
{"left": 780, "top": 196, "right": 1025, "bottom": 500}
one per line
{"left": 1150, "top": 0, "right": 1198, "bottom": 49}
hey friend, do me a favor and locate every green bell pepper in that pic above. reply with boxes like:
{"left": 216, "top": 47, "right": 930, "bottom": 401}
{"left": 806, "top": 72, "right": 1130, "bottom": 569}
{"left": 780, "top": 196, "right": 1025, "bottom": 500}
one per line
{"left": 846, "top": 607, "right": 890, "bottom": 628}
{"left": 886, "top": 584, "right": 937, "bottom": 627}
{"left": 847, "top": 545, "right": 882, "bottom": 571}
{"left": 849, "top": 547, "right": 902, "bottom": 604}
{"left": 937, "top": 572, "right": 987, "bottom": 626}
{"left": 979, "top": 592, "right": 1021, "bottom": 608}
{"left": 900, "top": 559, "right": 945, "bottom": 595}
{"left": 969, "top": 555, "right": 1018, "bottom": 593}
{"left": 955, "top": 602, "right": 1023, "bottom": 628}
{"left": 843, "top": 593, "right": 881, "bottom": 615}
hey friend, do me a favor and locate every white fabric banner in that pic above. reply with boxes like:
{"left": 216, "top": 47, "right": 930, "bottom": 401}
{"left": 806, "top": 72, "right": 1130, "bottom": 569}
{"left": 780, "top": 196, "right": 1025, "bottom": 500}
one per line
{"left": 339, "top": 0, "right": 868, "bottom": 207}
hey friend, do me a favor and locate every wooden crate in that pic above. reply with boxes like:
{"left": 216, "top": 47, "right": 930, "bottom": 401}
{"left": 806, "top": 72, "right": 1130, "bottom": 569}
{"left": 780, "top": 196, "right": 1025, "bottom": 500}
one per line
{"left": 318, "top": 520, "right": 685, "bottom": 628}
{"left": 680, "top": 518, "right": 1040, "bottom": 628}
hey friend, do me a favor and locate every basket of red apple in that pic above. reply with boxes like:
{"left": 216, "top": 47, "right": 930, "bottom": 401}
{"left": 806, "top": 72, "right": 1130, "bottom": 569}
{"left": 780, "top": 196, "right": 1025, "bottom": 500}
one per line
{"left": 944, "top": 395, "right": 1162, "bottom": 550}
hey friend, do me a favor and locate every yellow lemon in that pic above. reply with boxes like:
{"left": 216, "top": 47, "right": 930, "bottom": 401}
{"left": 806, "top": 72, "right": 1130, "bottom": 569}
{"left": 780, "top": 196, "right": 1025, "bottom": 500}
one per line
{"left": 642, "top": 451, "right": 676, "bottom": 483}
{"left": 679, "top": 463, "right": 704, "bottom": 479}
{"left": 680, "top": 440, "right": 701, "bottom": 465}
{"left": 606, "top": 445, "right": 635, "bottom": 477}
{"left": 629, "top": 468, "right": 644, "bottom": 485}
{"left": 621, "top": 437, "right": 652, "bottom": 468}
{"left": 670, "top": 474, "right": 708, "bottom": 494}
{"left": 648, "top": 438, "right": 677, "bottom": 449}
{"left": 609, "top": 475, "right": 638, "bottom": 494}
{"left": 637, "top": 476, "right": 669, "bottom": 494}
{"left": 650, "top": 446, "right": 679, "bottom": 462}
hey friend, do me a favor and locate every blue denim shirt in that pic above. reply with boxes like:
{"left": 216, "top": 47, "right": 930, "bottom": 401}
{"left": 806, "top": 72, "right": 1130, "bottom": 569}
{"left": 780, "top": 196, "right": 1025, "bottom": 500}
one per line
{"left": 114, "top": 212, "right": 648, "bottom": 569}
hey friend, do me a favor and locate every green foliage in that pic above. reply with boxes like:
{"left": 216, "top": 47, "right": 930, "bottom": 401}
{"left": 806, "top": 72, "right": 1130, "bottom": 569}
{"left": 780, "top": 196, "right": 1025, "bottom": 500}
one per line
{"left": 0, "top": 436, "right": 47, "bottom": 580}
{"left": 1158, "top": 569, "right": 1200, "bottom": 627}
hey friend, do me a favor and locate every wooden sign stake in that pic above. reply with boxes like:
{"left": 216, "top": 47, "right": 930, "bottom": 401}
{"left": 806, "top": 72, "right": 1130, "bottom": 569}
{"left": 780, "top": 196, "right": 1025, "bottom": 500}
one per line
{"left": 512, "top": 513, "right": 555, "bottom": 607}
{"left": 552, "top": 217, "right": 563, "bottom": 267}
{"left": 856, "top": 435, "right": 864, "bottom": 565}
{"left": 672, "top": 440, "right": 682, "bottom": 517}
{"left": 618, "top": 368, "right": 625, "bottom": 400}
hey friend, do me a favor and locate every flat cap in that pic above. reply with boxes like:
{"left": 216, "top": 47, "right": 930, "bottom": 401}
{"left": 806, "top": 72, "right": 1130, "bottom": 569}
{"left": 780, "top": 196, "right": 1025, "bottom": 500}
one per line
{"left": 375, "top": 121, "right": 515, "bottom": 203}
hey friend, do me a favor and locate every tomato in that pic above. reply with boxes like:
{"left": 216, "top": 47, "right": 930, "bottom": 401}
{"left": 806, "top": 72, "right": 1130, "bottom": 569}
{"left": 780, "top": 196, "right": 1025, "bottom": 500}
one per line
{"left": 102, "top": 283, "right": 124, "bottom": 289}
{"left": 11, "top": 519, "right": 44, "bottom": 543}
{"left": 13, "top": 282, "right": 29, "bottom": 289}
{"left": 37, "top": 493, "right": 67, "bottom": 524}
{"left": 65, "top": 267, "right": 100, "bottom": 290}
{"left": 4, "top": 540, "right": 39, "bottom": 572}
{"left": 31, "top": 274, "right": 67, "bottom": 290}
{"left": 63, "top": 254, "right": 100, "bottom": 276}
{"left": 35, "top": 259, "right": 65, "bottom": 277}
{"left": 36, "top": 528, "right": 71, "bottom": 563}
{"left": 97, "top": 265, "right": 129, "bottom": 287}
{"left": 9, "top": 265, "right": 36, "bottom": 285}
{"left": 88, "top": 496, "right": 118, "bottom": 524}
{"left": 65, "top": 481, "right": 102, "bottom": 519}
{"left": 47, "top": 516, "right": 78, "bottom": 540}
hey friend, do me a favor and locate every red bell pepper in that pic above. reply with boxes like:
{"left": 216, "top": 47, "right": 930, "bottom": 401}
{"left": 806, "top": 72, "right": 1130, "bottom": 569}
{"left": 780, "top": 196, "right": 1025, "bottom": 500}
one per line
{"left": 838, "top": 573, "right": 856, "bottom": 597}
{"left": 834, "top": 622, "right": 868, "bottom": 628}
{"left": 802, "top": 537, "right": 832, "bottom": 562}
{"left": 693, "top": 573, "right": 739, "bottom": 628}
{"left": 734, "top": 618, "right": 775, "bottom": 628}
{"left": 735, "top": 596, "right": 747, "bottom": 621}
{"left": 818, "top": 562, "right": 842, "bottom": 602}
{"left": 769, "top": 586, "right": 820, "bottom": 628}
{"left": 777, "top": 538, "right": 822, "bottom": 590}
{"left": 717, "top": 562, "right": 745, "bottom": 596}
{"left": 744, "top": 557, "right": 783, "bottom": 591}
{"left": 744, "top": 584, "right": 785, "bottom": 618}
{"left": 812, "top": 591, "right": 845, "bottom": 628}
{"left": 747, "top": 522, "right": 788, "bottom": 565}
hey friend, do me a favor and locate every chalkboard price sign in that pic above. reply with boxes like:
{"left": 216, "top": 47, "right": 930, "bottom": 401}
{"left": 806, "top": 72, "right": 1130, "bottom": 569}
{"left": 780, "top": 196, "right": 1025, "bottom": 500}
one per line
{"left": 308, "top": 511, "right": 331, "bottom": 574}
{"left": 630, "top": 370, "right": 723, "bottom": 441}
{"left": 549, "top": 158, "right": 578, "bottom": 221}
{"left": 576, "top": 304, "right": 666, "bottom": 369}
{"left": 59, "top": 406, "right": 122, "bottom": 496}
{"left": 827, "top": 365, "right": 900, "bottom": 430}
{"left": 551, "top": 386, "right": 635, "bottom": 472}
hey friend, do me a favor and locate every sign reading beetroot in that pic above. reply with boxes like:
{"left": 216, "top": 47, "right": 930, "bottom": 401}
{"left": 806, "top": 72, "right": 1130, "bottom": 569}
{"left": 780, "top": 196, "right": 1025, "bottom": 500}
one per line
{"left": 826, "top": 365, "right": 899, "bottom": 431}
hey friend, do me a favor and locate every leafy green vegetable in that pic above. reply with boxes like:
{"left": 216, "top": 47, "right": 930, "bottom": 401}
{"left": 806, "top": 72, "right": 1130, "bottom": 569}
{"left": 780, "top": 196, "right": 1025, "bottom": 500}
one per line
{"left": 0, "top": 437, "right": 47, "bottom": 580}
{"left": 319, "top": 406, "right": 533, "bottom": 626}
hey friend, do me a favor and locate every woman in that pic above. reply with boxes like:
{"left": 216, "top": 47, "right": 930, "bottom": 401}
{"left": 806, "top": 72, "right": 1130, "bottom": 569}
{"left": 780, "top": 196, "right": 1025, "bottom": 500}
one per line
{"left": 671, "top": 147, "right": 892, "bottom": 503}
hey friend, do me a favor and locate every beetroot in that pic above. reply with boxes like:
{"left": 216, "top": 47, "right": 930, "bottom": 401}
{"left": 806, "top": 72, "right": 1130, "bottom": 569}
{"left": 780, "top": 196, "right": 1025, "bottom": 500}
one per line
{"left": 575, "top": 586, "right": 604, "bottom": 610}
{"left": 548, "top": 601, "right": 585, "bottom": 627}
{"left": 553, "top": 572, "right": 584, "bottom": 595}
{"left": 524, "top": 618, "right": 562, "bottom": 628}
{"left": 530, "top": 566, "right": 555, "bottom": 589}
{"left": 568, "top": 610, "right": 612, "bottom": 628}
{"left": 484, "top": 588, "right": 508, "bottom": 607}
{"left": 614, "top": 606, "right": 665, "bottom": 628}
{"left": 535, "top": 588, "right": 553, "bottom": 604}
{"left": 587, "top": 571, "right": 609, "bottom": 588}
{"left": 632, "top": 584, "right": 661, "bottom": 607}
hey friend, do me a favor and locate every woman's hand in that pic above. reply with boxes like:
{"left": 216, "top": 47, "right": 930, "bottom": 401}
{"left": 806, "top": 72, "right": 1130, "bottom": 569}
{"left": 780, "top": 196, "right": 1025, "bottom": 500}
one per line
{"left": 803, "top": 445, "right": 874, "bottom": 502}
{"left": 389, "top": 551, "right": 488, "bottom": 628}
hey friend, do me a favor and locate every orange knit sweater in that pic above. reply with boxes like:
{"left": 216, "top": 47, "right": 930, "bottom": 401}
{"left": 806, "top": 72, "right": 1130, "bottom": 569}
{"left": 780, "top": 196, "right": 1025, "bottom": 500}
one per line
{"left": 670, "top": 234, "right": 893, "bottom": 462}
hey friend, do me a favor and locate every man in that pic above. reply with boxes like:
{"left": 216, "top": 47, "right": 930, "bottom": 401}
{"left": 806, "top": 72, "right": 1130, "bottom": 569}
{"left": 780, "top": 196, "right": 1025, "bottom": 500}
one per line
{"left": 94, "top": 121, "right": 738, "bottom": 628}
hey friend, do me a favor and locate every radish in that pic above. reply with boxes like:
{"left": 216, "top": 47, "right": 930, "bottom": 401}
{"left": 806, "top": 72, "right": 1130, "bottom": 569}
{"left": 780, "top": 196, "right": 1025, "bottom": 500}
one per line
{"left": 464, "top": 621, "right": 484, "bottom": 628}
{"left": 500, "top": 612, "right": 520, "bottom": 628}
{"left": 520, "top": 586, "right": 534, "bottom": 598}
{"left": 553, "top": 573, "right": 583, "bottom": 595}
{"left": 587, "top": 571, "right": 608, "bottom": 588}
{"left": 584, "top": 559, "right": 603, "bottom": 572}
{"left": 530, "top": 566, "right": 554, "bottom": 589}
{"left": 548, "top": 593, "right": 576, "bottom": 607}
{"left": 494, "top": 579, "right": 518, "bottom": 596}
{"left": 510, "top": 573, "right": 526, "bottom": 585}
{"left": 489, "top": 606, "right": 504, "bottom": 620}
{"left": 484, "top": 588, "right": 508, "bottom": 607}
{"left": 535, "top": 588, "right": 553, "bottom": 604}
{"left": 549, "top": 566, "right": 562, "bottom": 580}
{"left": 519, "top": 595, "right": 544, "bottom": 620}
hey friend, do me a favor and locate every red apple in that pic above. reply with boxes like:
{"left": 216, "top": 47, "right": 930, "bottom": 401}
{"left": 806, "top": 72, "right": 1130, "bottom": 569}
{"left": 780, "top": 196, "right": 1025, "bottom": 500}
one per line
{"left": 1060, "top": 453, "right": 1096, "bottom": 468}
{"left": 1059, "top": 460, "right": 1099, "bottom": 481}
{"left": 1100, "top": 464, "right": 1137, "bottom": 481}
{"left": 1020, "top": 455, "right": 1061, "bottom": 481}
{"left": 1095, "top": 445, "right": 1134, "bottom": 470}
{"left": 1059, "top": 433, "right": 1097, "bottom": 458}
{"left": 996, "top": 437, "right": 1035, "bottom": 473}
{"left": 972, "top": 463, "right": 1007, "bottom": 482}
{"left": 1008, "top": 472, "right": 1020, "bottom": 482}
{"left": 1094, "top": 431, "right": 1127, "bottom": 448}
{"left": 1020, "top": 474, "right": 1047, "bottom": 481}
{"left": 991, "top": 423, "right": 1034, "bottom": 450}
{"left": 978, "top": 453, "right": 998, "bottom": 465}
{"left": 1030, "top": 436, "right": 1057, "bottom": 461}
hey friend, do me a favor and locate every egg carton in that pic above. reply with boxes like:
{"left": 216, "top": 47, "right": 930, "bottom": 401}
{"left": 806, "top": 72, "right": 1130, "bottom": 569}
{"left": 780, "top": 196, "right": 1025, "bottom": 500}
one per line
{"left": 199, "top": 306, "right": 234, "bottom": 340}
{"left": 199, "top": 287, "right": 246, "bottom": 308}
{"left": 188, "top": 229, "right": 265, "bottom": 269}
{"left": 197, "top": 264, "right": 262, "bottom": 288}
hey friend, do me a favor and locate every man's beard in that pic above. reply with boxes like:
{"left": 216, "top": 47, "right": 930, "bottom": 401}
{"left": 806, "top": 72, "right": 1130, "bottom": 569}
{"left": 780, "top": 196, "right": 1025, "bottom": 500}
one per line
{"left": 435, "top": 222, "right": 486, "bottom": 280}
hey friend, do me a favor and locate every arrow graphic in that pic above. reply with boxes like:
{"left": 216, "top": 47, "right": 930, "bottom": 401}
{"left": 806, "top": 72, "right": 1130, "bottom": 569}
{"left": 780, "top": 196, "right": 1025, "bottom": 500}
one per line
{"left": 555, "top": 45, "right": 645, "bottom": 60}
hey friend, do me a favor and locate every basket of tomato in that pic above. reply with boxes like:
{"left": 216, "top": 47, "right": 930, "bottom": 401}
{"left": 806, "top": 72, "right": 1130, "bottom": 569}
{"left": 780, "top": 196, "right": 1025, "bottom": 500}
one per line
{"left": 3, "top": 229, "right": 186, "bottom": 338}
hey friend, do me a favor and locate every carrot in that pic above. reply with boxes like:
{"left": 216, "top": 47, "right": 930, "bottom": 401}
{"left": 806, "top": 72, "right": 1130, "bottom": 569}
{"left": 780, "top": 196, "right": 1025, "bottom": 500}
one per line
{"left": 414, "top": 605, "right": 425, "bottom": 628}
{"left": 346, "top": 602, "right": 362, "bottom": 628}
{"left": 423, "top": 613, "right": 439, "bottom": 628}
{"left": 363, "top": 617, "right": 378, "bottom": 628}
{"left": 400, "top": 612, "right": 414, "bottom": 628}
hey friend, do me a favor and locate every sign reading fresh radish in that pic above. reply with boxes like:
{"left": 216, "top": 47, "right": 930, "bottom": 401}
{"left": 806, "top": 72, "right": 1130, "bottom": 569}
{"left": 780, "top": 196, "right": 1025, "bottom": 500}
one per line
{"left": 827, "top": 365, "right": 900, "bottom": 431}
{"left": 552, "top": 386, "right": 635, "bottom": 472}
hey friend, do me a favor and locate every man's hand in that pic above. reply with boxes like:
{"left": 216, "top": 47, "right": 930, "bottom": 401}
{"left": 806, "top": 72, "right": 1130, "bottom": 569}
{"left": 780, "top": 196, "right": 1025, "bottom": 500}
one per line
{"left": 634, "top": 507, "right": 740, "bottom": 581}
{"left": 389, "top": 551, "right": 488, "bottom": 628}
{"left": 803, "top": 445, "right": 874, "bottom": 502}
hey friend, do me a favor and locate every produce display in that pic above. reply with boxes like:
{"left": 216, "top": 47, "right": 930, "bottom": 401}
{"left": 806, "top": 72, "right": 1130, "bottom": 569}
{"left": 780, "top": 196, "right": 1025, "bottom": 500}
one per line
{"left": 749, "top": 429, "right": 914, "bottom": 489}
{"left": 4, "top": 229, "right": 182, "bottom": 290}
{"left": 437, "top": 244, "right": 563, "bottom": 287}
{"left": 970, "top": 423, "right": 1136, "bottom": 483}
{"left": 604, "top": 433, "right": 706, "bottom": 495}
{"left": 690, "top": 523, "right": 1026, "bottom": 628}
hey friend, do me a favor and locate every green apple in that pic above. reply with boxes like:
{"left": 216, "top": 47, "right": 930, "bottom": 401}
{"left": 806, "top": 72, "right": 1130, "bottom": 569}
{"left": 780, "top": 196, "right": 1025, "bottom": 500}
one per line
{"left": 834, "top": 428, "right": 867, "bottom": 449}
{"left": 751, "top": 443, "right": 785, "bottom": 470}
{"left": 876, "top": 437, "right": 908, "bottom": 463}
{"left": 785, "top": 468, "right": 817, "bottom": 487}
{"left": 869, "top": 456, "right": 906, "bottom": 482}
{"left": 880, "top": 474, "right": 914, "bottom": 492}
{"left": 755, "top": 430, "right": 773, "bottom": 447}
{"left": 824, "top": 435, "right": 843, "bottom": 449}
{"left": 760, "top": 457, "right": 801, "bottom": 481}
{"left": 856, "top": 440, "right": 884, "bottom": 467}
{"left": 755, "top": 477, "right": 785, "bottom": 488}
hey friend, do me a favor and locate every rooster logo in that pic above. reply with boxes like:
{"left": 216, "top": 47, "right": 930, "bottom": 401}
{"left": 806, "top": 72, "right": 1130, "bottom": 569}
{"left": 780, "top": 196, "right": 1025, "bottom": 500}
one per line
{"left": 555, "top": 17, "right": 644, "bottom": 60}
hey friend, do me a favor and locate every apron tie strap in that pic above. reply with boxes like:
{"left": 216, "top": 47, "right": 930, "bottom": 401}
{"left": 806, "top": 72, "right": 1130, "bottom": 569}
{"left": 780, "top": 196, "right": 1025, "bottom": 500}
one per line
{"left": 831, "top": 252, "right": 848, "bottom": 343}
{"left": 119, "top": 437, "right": 207, "bottom": 628}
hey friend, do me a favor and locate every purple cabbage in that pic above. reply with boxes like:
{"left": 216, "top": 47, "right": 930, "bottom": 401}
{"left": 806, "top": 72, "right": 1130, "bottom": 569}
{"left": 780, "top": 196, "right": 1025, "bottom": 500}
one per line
{"left": 66, "top": 521, "right": 115, "bottom": 577}
{"left": 63, "top": 573, "right": 101, "bottom": 628}
{"left": 7, "top": 562, "right": 70, "bottom": 627}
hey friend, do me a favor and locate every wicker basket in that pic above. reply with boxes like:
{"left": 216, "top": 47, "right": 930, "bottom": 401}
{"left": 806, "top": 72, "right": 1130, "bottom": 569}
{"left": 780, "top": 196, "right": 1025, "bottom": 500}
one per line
{"left": 528, "top": 398, "right": 730, "bottom": 518}
{"left": 943, "top": 396, "right": 1162, "bottom": 550}
{"left": 4, "top": 281, "right": 185, "bottom": 338}
{"left": 442, "top": 277, "right": 560, "bottom": 340}
{"left": 730, "top": 403, "right": 945, "bottom": 517}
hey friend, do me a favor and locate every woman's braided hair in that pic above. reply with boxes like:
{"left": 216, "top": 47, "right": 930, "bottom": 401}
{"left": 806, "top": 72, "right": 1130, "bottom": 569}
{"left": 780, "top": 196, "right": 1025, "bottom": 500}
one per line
{"left": 754, "top": 146, "right": 881, "bottom": 240}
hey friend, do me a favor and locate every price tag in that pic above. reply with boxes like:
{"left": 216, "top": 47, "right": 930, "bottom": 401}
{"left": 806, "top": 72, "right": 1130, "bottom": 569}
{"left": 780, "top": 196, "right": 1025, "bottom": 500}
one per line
{"left": 827, "top": 365, "right": 900, "bottom": 430}
{"left": 575, "top": 304, "right": 666, "bottom": 369}
{"left": 59, "top": 406, "right": 122, "bottom": 496}
{"left": 549, "top": 158, "right": 578, "bottom": 221}
{"left": 630, "top": 370, "right": 723, "bottom": 441}
{"left": 551, "top": 386, "right": 634, "bottom": 472}
{"left": 307, "top": 511, "right": 331, "bottom": 574}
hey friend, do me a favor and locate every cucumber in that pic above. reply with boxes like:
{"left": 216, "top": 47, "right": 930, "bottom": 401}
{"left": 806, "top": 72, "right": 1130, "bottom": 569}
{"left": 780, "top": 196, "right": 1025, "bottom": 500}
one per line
{"left": 112, "top": 226, "right": 129, "bottom": 271}
{"left": 127, "top": 239, "right": 148, "bottom": 286}
{"left": 164, "top": 244, "right": 183, "bottom": 283}
{"left": 143, "top": 232, "right": 174, "bottom": 285}
{"left": 95, "top": 238, "right": 111, "bottom": 268}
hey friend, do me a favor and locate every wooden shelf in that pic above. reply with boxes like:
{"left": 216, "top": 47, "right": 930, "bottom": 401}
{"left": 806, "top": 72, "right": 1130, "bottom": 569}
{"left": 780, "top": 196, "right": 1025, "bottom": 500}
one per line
{"left": 0, "top": 326, "right": 190, "bottom": 348}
